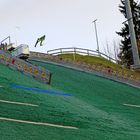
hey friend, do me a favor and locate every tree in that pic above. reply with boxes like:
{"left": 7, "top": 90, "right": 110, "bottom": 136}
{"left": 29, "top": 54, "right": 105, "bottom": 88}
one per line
{"left": 113, "top": 40, "right": 120, "bottom": 62}
{"left": 117, "top": 0, "right": 140, "bottom": 68}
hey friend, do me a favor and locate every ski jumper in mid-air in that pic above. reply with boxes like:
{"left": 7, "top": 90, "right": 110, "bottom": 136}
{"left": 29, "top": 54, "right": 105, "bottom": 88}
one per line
{"left": 34, "top": 35, "right": 46, "bottom": 47}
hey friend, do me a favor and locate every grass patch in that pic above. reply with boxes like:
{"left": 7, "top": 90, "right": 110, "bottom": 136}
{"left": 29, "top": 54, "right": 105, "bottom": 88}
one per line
{"left": 60, "top": 53, "right": 140, "bottom": 76}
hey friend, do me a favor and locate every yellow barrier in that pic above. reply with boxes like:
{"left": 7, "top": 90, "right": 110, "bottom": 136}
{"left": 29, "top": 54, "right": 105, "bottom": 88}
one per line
{"left": 102, "top": 68, "right": 107, "bottom": 75}
{"left": 24, "top": 64, "right": 28, "bottom": 72}
{"left": 135, "top": 76, "right": 140, "bottom": 81}
{"left": 123, "top": 72, "right": 128, "bottom": 78}
{"left": 92, "top": 65, "right": 96, "bottom": 70}
{"left": 6, "top": 57, "right": 10, "bottom": 64}
{"left": 41, "top": 72, "right": 46, "bottom": 79}
{"left": 17, "top": 63, "right": 21, "bottom": 70}
{"left": 34, "top": 69, "right": 39, "bottom": 75}
{"left": 112, "top": 70, "right": 117, "bottom": 76}
{"left": 0, "top": 51, "right": 51, "bottom": 84}
{"left": 118, "top": 71, "right": 122, "bottom": 77}
{"left": 129, "top": 75, "right": 134, "bottom": 81}
{"left": 97, "top": 66, "right": 101, "bottom": 73}
{"left": 55, "top": 55, "right": 59, "bottom": 62}
{"left": 29, "top": 66, "right": 33, "bottom": 73}
{"left": 0, "top": 53, "right": 5, "bottom": 59}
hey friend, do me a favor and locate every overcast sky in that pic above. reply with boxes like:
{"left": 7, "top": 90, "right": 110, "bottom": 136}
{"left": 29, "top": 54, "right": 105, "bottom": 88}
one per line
{"left": 0, "top": 0, "right": 136, "bottom": 57}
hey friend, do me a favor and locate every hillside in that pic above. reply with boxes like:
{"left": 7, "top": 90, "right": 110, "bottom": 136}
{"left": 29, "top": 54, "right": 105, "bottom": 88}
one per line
{"left": 59, "top": 53, "right": 140, "bottom": 75}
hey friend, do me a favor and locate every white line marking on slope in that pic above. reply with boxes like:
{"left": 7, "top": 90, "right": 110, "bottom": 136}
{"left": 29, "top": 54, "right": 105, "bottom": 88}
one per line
{"left": 0, "top": 100, "right": 38, "bottom": 107}
{"left": 0, "top": 117, "right": 78, "bottom": 129}
{"left": 123, "top": 103, "right": 140, "bottom": 108}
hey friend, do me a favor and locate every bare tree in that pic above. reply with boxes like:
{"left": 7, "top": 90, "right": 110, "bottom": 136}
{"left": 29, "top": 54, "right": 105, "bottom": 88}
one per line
{"left": 103, "top": 39, "right": 120, "bottom": 63}
{"left": 113, "top": 40, "right": 120, "bottom": 62}
{"left": 103, "top": 40, "right": 112, "bottom": 60}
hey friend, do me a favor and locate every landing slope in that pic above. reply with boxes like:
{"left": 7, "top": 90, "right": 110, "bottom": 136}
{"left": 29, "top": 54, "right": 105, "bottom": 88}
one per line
{"left": 0, "top": 61, "right": 140, "bottom": 140}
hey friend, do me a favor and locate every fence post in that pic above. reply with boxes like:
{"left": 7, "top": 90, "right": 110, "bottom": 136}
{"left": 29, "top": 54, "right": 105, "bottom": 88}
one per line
{"left": 60, "top": 48, "right": 62, "bottom": 54}
{"left": 73, "top": 48, "right": 76, "bottom": 61}
{"left": 87, "top": 50, "right": 89, "bottom": 55}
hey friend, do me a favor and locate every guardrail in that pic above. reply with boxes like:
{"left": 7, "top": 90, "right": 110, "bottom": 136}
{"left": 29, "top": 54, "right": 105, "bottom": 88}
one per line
{"left": 30, "top": 51, "right": 140, "bottom": 88}
{"left": 0, "top": 36, "right": 11, "bottom": 45}
{"left": 0, "top": 36, "right": 12, "bottom": 50}
{"left": 0, "top": 50, "right": 52, "bottom": 84}
{"left": 47, "top": 47, "right": 117, "bottom": 63}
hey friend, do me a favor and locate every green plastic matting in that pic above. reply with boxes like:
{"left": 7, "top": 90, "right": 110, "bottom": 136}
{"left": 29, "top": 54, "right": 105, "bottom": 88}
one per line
{"left": 0, "top": 61, "right": 140, "bottom": 140}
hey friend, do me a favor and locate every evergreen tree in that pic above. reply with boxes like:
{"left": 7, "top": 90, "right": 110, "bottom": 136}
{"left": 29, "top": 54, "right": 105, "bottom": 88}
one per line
{"left": 117, "top": 0, "right": 140, "bottom": 68}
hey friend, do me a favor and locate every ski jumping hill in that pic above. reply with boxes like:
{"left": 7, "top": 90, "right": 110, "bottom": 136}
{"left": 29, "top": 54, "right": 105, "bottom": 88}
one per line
{"left": 0, "top": 55, "right": 140, "bottom": 140}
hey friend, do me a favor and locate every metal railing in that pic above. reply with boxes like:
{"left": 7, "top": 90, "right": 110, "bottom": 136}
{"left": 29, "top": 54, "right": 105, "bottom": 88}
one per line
{"left": 0, "top": 36, "right": 11, "bottom": 45}
{"left": 47, "top": 47, "right": 117, "bottom": 63}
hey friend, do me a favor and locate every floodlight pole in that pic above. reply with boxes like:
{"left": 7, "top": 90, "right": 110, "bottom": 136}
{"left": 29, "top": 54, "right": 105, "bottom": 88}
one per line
{"left": 92, "top": 19, "right": 100, "bottom": 55}
{"left": 125, "top": 0, "right": 140, "bottom": 68}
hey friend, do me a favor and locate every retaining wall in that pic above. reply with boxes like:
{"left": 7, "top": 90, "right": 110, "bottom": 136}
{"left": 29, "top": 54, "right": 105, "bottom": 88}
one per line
{"left": 0, "top": 50, "right": 52, "bottom": 84}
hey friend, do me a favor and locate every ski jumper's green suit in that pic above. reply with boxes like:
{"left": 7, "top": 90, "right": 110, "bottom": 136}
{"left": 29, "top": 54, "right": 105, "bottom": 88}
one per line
{"left": 34, "top": 35, "right": 46, "bottom": 47}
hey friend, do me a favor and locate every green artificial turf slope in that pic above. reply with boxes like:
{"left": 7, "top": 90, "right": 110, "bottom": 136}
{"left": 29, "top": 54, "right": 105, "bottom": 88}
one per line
{"left": 0, "top": 62, "right": 140, "bottom": 140}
